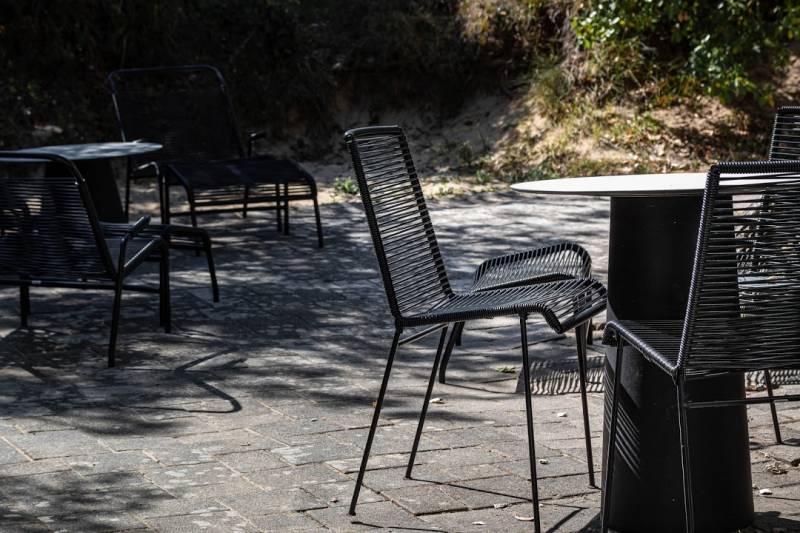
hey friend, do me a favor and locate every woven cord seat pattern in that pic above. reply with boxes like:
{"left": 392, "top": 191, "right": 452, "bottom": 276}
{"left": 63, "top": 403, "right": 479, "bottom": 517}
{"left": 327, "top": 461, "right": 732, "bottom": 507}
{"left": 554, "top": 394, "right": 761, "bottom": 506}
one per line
{"left": 471, "top": 240, "right": 592, "bottom": 292}
{"left": 407, "top": 278, "right": 605, "bottom": 331}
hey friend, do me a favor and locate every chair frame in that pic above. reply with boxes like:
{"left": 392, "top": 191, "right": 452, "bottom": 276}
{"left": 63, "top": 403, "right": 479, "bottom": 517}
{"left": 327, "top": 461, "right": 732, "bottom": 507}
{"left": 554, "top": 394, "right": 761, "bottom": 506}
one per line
{"left": 602, "top": 160, "right": 800, "bottom": 533}
{"left": 344, "top": 126, "right": 607, "bottom": 533}
{"left": 107, "top": 64, "right": 323, "bottom": 247}
{"left": 0, "top": 153, "right": 171, "bottom": 367}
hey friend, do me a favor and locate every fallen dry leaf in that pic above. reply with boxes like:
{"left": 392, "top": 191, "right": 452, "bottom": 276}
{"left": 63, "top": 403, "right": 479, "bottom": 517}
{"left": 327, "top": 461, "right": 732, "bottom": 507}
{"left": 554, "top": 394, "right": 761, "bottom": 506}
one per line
{"left": 514, "top": 515, "right": 535, "bottom": 521}
{"left": 430, "top": 397, "right": 445, "bottom": 404}
{"left": 759, "top": 488, "right": 773, "bottom": 496}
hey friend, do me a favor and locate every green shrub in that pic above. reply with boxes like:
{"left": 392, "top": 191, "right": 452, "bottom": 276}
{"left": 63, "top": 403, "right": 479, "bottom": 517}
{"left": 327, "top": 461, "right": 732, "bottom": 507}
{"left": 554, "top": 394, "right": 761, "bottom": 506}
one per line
{"left": 573, "top": 0, "right": 800, "bottom": 102}
{"left": 333, "top": 176, "right": 359, "bottom": 196}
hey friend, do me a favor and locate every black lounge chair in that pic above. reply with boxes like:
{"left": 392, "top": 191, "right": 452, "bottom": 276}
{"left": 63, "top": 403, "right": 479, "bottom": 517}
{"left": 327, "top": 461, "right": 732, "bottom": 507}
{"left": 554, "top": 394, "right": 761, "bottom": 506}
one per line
{"left": 107, "top": 64, "right": 323, "bottom": 247}
{"left": 0, "top": 153, "right": 171, "bottom": 367}
{"left": 344, "top": 126, "right": 607, "bottom": 533}
{"left": 602, "top": 160, "right": 800, "bottom": 533}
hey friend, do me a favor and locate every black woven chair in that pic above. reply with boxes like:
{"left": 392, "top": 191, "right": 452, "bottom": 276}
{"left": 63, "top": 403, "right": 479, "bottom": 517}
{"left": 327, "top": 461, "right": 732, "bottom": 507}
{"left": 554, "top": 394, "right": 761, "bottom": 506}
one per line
{"left": 602, "top": 160, "right": 800, "bottom": 533}
{"left": 0, "top": 153, "right": 170, "bottom": 367}
{"left": 751, "top": 105, "right": 800, "bottom": 443}
{"left": 345, "top": 126, "right": 607, "bottom": 533}
{"left": 107, "top": 65, "right": 323, "bottom": 247}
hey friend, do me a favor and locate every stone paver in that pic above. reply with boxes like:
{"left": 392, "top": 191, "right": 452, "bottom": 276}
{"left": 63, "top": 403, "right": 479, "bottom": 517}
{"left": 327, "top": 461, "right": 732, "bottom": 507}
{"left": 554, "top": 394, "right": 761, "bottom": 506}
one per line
{"left": 1, "top": 187, "right": 799, "bottom": 531}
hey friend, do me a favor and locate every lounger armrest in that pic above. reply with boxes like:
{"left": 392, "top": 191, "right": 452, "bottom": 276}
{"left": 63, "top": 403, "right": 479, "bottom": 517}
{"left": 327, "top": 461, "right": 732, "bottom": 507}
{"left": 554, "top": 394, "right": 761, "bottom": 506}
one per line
{"left": 125, "top": 216, "right": 151, "bottom": 239}
{"left": 248, "top": 131, "right": 268, "bottom": 157}
{"left": 116, "top": 216, "right": 153, "bottom": 275}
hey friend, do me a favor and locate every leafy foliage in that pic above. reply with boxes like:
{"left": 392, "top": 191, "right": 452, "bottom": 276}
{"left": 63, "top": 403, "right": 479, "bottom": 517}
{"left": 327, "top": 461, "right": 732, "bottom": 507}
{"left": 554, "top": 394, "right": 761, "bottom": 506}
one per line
{"left": 573, "top": 0, "right": 800, "bottom": 102}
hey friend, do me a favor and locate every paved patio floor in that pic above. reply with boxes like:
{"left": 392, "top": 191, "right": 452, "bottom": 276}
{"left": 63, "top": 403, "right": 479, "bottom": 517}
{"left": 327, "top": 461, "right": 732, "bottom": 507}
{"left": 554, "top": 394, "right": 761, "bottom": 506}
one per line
{"left": 1, "top": 191, "right": 799, "bottom": 532}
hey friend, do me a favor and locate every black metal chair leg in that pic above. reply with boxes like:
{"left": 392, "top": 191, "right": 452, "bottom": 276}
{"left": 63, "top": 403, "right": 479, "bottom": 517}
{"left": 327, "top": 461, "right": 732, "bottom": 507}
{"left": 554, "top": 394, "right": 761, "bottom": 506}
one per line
{"left": 455, "top": 320, "right": 463, "bottom": 346}
{"left": 124, "top": 174, "right": 132, "bottom": 217}
{"left": 242, "top": 185, "right": 249, "bottom": 218}
{"left": 586, "top": 318, "right": 593, "bottom": 345}
{"left": 108, "top": 280, "right": 124, "bottom": 368}
{"left": 575, "top": 322, "right": 596, "bottom": 487}
{"left": 764, "top": 370, "right": 783, "bottom": 444}
{"left": 406, "top": 326, "right": 449, "bottom": 478}
{"left": 676, "top": 377, "right": 695, "bottom": 533}
{"left": 313, "top": 195, "right": 324, "bottom": 248}
{"left": 349, "top": 328, "right": 402, "bottom": 516}
{"left": 275, "top": 184, "right": 282, "bottom": 233}
{"left": 437, "top": 323, "right": 460, "bottom": 384}
{"left": 159, "top": 171, "right": 170, "bottom": 225}
{"left": 159, "top": 242, "right": 171, "bottom": 333}
{"left": 20, "top": 285, "right": 30, "bottom": 328}
{"left": 519, "top": 314, "right": 542, "bottom": 533}
{"left": 601, "top": 341, "right": 624, "bottom": 533}
{"left": 283, "top": 182, "right": 289, "bottom": 235}
{"left": 201, "top": 234, "right": 220, "bottom": 303}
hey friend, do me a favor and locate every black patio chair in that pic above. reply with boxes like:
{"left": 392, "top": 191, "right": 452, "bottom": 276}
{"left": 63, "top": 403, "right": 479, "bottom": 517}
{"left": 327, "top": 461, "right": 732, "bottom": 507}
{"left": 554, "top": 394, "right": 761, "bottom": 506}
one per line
{"left": 345, "top": 126, "right": 607, "bottom": 533}
{"left": 602, "top": 160, "right": 800, "bottom": 533}
{"left": 0, "top": 153, "right": 170, "bottom": 367}
{"left": 353, "top": 125, "right": 601, "bottom": 487}
{"left": 749, "top": 104, "right": 800, "bottom": 443}
{"left": 107, "top": 64, "right": 323, "bottom": 247}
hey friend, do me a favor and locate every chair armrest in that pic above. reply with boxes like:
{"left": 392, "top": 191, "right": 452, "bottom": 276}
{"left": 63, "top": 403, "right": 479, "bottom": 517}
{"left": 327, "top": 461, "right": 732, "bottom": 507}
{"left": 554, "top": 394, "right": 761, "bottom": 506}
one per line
{"left": 116, "top": 216, "right": 153, "bottom": 275}
{"left": 248, "top": 131, "right": 267, "bottom": 157}
{"left": 125, "top": 216, "right": 151, "bottom": 239}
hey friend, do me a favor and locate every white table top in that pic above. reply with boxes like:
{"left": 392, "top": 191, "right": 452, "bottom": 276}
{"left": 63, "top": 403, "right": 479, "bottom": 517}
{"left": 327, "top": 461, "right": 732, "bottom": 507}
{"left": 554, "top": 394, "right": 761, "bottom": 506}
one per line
{"left": 11, "top": 141, "right": 162, "bottom": 161}
{"left": 511, "top": 173, "right": 708, "bottom": 197}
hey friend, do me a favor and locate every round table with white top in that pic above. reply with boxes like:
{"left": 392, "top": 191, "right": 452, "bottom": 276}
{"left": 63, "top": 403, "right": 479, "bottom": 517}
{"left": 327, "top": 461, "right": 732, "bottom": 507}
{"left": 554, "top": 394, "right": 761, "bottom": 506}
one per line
{"left": 514, "top": 173, "right": 753, "bottom": 533}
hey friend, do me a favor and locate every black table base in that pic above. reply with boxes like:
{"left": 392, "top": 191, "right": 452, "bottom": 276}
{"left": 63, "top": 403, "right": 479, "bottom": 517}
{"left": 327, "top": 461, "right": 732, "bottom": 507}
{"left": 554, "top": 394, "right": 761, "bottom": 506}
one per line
{"left": 603, "top": 196, "right": 753, "bottom": 532}
{"left": 46, "top": 159, "right": 127, "bottom": 223}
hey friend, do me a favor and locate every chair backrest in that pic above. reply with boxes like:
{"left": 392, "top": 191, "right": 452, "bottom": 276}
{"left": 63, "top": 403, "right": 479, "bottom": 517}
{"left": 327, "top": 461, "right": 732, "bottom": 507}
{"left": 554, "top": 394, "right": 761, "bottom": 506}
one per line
{"left": 0, "top": 153, "right": 115, "bottom": 282}
{"left": 345, "top": 126, "right": 453, "bottom": 322}
{"left": 107, "top": 65, "right": 244, "bottom": 169}
{"left": 769, "top": 106, "right": 800, "bottom": 160}
{"left": 679, "top": 160, "right": 800, "bottom": 376}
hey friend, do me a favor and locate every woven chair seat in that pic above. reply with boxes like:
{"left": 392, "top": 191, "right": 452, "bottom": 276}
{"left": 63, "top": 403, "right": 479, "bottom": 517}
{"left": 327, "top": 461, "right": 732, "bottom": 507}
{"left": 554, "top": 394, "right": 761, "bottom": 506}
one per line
{"left": 470, "top": 241, "right": 592, "bottom": 292}
{"left": 604, "top": 319, "right": 682, "bottom": 375}
{"left": 167, "top": 156, "right": 315, "bottom": 195}
{"left": 404, "top": 277, "right": 606, "bottom": 331}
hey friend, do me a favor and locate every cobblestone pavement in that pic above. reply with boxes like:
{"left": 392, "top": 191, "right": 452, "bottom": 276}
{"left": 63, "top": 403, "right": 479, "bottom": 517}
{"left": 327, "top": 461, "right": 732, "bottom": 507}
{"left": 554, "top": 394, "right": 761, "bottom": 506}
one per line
{"left": 1, "top": 191, "right": 799, "bottom": 532}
